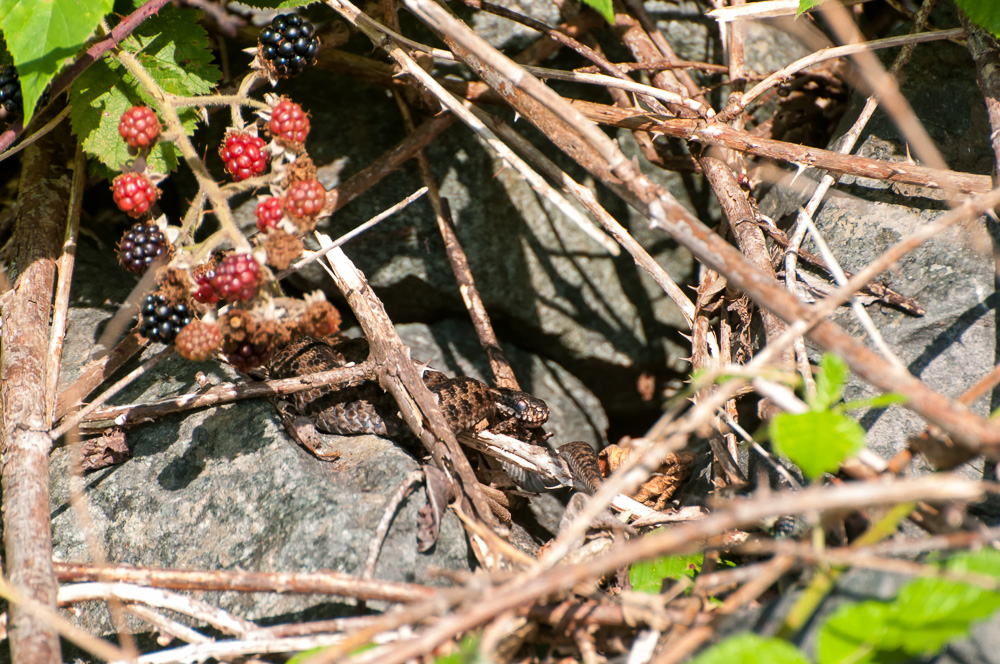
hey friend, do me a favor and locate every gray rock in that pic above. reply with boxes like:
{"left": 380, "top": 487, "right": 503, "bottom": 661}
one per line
{"left": 758, "top": 32, "right": 997, "bottom": 495}
{"left": 50, "top": 240, "right": 606, "bottom": 636}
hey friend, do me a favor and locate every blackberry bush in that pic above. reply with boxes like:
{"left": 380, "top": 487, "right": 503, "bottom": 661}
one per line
{"left": 258, "top": 14, "right": 319, "bottom": 78}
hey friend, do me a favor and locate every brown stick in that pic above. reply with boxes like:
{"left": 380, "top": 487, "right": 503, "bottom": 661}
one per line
{"left": 322, "top": 111, "right": 457, "bottom": 217}
{"left": 0, "top": 114, "right": 72, "bottom": 664}
{"left": 569, "top": 102, "right": 993, "bottom": 194}
{"left": 960, "top": 12, "right": 1000, "bottom": 182}
{"left": 320, "top": 245, "right": 498, "bottom": 526}
{"left": 397, "top": 0, "right": 1000, "bottom": 450}
{"left": 53, "top": 562, "right": 436, "bottom": 603}
{"left": 699, "top": 154, "right": 789, "bottom": 366}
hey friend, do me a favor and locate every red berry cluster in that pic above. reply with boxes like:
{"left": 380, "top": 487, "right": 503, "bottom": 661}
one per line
{"left": 270, "top": 100, "right": 310, "bottom": 147}
{"left": 219, "top": 131, "right": 268, "bottom": 181}
{"left": 211, "top": 253, "right": 261, "bottom": 302}
{"left": 192, "top": 269, "right": 219, "bottom": 304}
{"left": 256, "top": 196, "right": 284, "bottom": 232}
{"left": 118, "top": 106, "right": 161, "bottom": 149}
{"left": 112, "top": 173, "right": 159, "bottom": 218}
{"left": 175, "top": 319, "right": 223, "bottom": 362}
{"left": 285, "top": 178, "right": 325, "bottom": 221}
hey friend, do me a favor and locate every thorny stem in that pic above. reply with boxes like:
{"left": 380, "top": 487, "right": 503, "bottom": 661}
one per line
{"left": 113, "top": 48, "right": 255, "bottom": 253}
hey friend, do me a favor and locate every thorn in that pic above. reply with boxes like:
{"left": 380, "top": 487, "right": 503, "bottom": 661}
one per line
{"left": 790, "top": 162, "right": 808, "bottom": 186}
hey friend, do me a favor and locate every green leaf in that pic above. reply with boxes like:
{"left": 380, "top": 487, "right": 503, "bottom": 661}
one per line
{"left": 631, "top": 551, "right": 703, "bottom": 594}
{"left": 690, "top": 634, "right": 810, "bottom": 664}
{"left": 817, "top": 550, "right": 1000, "bottom": 664}
{"left": 796, "top": 0, "right": 829, "bottom": 17}
{"left": 838, "top": 393, "right": 907, "bottom": 413}
{"left": 579, "top": 0, "right": 614, "bottom": 23}
{"left": 810, "top": 353, "right": 848, "bottom": 411}
{"left": 955, "top": 0, "right": 1000, "bottom": 39}
{"left": 770, "top": 410, "right": 865, "bottom": 480}
{"left": 69, "top": 3, "right": 220, "bottom": 176}
{"left": 434, "top": 635, "right": 485, "bottom": 664}
{"left": 0, "top": 0, "right": 114, "bottom": 121}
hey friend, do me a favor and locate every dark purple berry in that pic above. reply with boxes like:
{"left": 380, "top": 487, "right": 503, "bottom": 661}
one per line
{"left": 257, "top": 13, "right": 319, "bottom": 78}
{"left": 139, "top": 295, "right": 193, "bottom": 343}
{"left": 117, "top": 221, "right": 170, "bottom": 274}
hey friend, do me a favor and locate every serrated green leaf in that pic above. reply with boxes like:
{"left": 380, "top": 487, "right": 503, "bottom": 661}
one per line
{"left": 796, "top": 0, "right": 829, "bottom": 17}
{"left": 817, "top": 550, "right": 1000, "bottom": 664}
{"left": 810, "top": 353, "right": 848, "bottom": 411}
{"left": 69, "top": 4, "right": 219, "bottom": 176}
{"left": 0, "top": 0, "right": 114, "bottom": 121}
{"left": 121, "top": 5, "right": 220, "bottom": 98}
{"left": 690, "top": 634, "right": 810, "bottom": 664}
{"left": 770, "top": 410, "right": 864, "bottom": 480}
{"left": 838, "top": 393, "right": 907, "bottom": 412}
{"left": 580, "top": 0, "right": 614, "bottom": 23}
{"left": 956, "top": 0, "right": 1000, "bottom": 39}
{"left": 631, "top": 551, "right": 703, "bottom": 594}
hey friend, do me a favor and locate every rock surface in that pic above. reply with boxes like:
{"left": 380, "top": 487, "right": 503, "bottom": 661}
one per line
{"left": 50, "top": 241, "right": 607, "bottom": 637}
{"left": 759, "top": 27, "right": 998, "bottom": 495}
{"left": 239, "top": 0, "right": 814, "bottom": 419}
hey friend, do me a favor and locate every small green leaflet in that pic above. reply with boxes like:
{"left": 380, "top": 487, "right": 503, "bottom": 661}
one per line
{"left": 69, "top": 3, "right": 220, "bottom": 176}
{"left": 810, "top": 353, "right": 848, "bottom": 411}
{"left": 816, "top": 550, "right": 1000, "bottom": 664}
{"left": 0, "top": 0, "right": 114, "bottom": 122}
{"left": 630, "top": 551, "right": 704, "bottom": 594}
{"left": 689, "top": 634, "right": 810, "bottom": 664}
{"left": 580, "top": 0, "right": 614, "bottom": 23}
{"left": 955, "top": 0, "right": 1000, "bottom": 39}
{"left": 796, "top": 0, "right": 828, "bottom": 17}
{"left": 770, "top": 410, "right": 865, "bottom": 480}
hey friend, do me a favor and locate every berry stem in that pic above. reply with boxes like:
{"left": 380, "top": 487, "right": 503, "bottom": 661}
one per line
{"left": 231, "top": 70, "right": 265, "bottom": 129}
{"left": 113, "top": 48, "right": 255, "bottom": 253}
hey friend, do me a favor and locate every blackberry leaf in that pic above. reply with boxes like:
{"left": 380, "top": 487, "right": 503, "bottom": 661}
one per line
{"left": 0, "top": 0, "right": 113, "bottom": 121}
{"left": 69, "top": 3, "right": 220, "bottom": 176}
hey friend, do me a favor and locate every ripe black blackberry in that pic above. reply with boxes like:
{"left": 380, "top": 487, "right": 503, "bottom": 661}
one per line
{"left": 258, "top": 14, "right": 319, "bottom": 78}
{"left": 117, "top": 221, "right": 170, "bottom": 274}
{"left": 139, "top": 295, "right": 193, "bottom": 344}
{"left": 0, "top": 67, "right": 22, "bottom": 114}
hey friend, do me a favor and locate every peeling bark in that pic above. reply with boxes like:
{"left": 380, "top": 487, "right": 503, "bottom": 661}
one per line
{"left": 0, "top": 120, "right": 72, "bottom": 664}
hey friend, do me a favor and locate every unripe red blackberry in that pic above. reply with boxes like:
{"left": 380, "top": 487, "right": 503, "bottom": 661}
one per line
{"left": 255, "top": 196, "right": 284, "bottom": 232}
{"left": 211, "top": 253, "right": 261, "bottom": 302}
{"left": 117, "top": 221, "right": 170, "bottom": 274}
{"left": 258, "top": 14, "right": 319, "bottom": 78}
{"left": 269, "top": 99, "right": 310, "bottom": 147}
{"left": 285, "top": 178, "right": 325, "bottom": 221}
{"left": 112, "top": 173, "right": 160, "bottom": 218}
{"left": 139, "top": 294, "right": 193, "bottom": 343}
{"left": 192, "top": 270, "right": 219, "bottom": 305}
{"left": 175, "top": 320, "right": 223, "bottom": 361}
{"left": 219, "top": 131, "right": 268, "bottom": 181}
{"left": 118, "top": 105, "right": 161, "bottom": 148}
